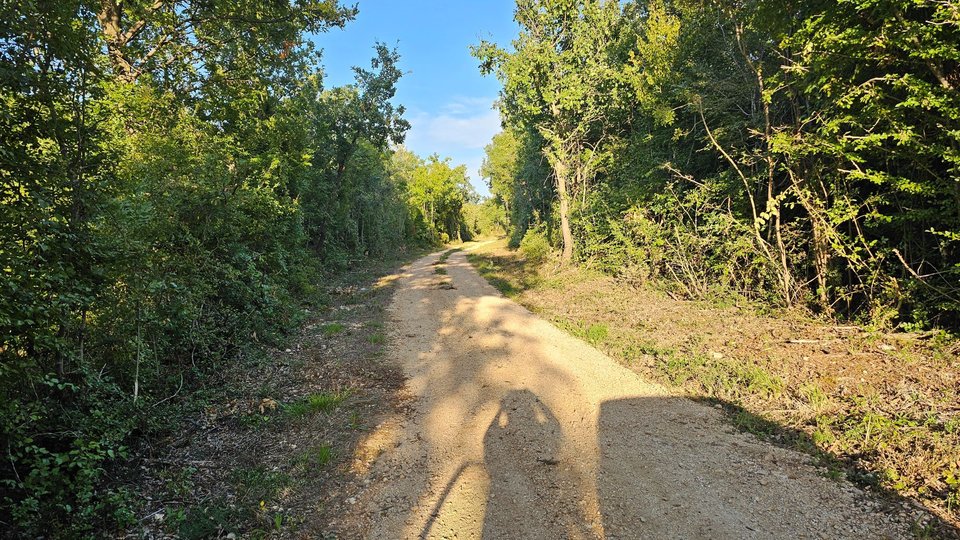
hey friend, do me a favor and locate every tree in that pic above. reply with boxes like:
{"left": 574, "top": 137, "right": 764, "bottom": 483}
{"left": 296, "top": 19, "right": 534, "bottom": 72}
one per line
{"left": 481, "top": 130, "right": 522, "bottom": 218}
{"left": 307, "top": 44, "right": 411, "bottom": 253}
{"left": 406, "top": 154, "right": 474, "bottom": 243}
{"left": 93, "top": 0, "right": 356, "bottom": 83}
{"left": 474, "top": 0, "right": 622, "bottom": 261}
{"left": 0, "top": 1, "right": 428, "bottom": 533}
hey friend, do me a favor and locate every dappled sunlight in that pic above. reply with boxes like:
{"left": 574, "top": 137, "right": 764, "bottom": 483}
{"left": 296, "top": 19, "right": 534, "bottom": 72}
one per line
{"left": 371, "top": 249, "right": 636, "bottom": 538}
{"left": 373, "top": 272, "right": 405, "bottom": 289}
{"left": 350, "top": 417, "right": 404, "bottom": 477}
{"left": 356, "top": 248, "right": 914, "bottom": 539}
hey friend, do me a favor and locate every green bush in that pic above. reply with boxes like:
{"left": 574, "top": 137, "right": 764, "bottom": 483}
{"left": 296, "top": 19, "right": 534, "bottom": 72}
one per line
{"left": 519, "top": 227, "right": 552, "bottom": 263}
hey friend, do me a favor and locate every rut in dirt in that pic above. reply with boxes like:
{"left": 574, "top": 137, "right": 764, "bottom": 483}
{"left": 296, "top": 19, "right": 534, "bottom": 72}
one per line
{"left": 338, "top": 247, "right": 911, "bottom": 539}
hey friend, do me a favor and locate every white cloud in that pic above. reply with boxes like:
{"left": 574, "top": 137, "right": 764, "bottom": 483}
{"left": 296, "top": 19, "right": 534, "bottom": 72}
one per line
{"left": 439, "top": 96, "right": 499, "bottom": 116}
{"left": 405, "top": 100, "right": 501, "bottom": 153}
{"left": 402, "top": 96, "right": 501, "bottom": 197}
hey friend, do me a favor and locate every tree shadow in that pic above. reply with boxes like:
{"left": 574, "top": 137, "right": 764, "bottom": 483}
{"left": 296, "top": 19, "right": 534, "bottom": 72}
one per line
{"left": 700, "top": 398, "right": 960, "bottom": 539}
{"left": 596, "top": 397, "right": 960, "bottom": 539}
{"left": 390, "top": 251, "right": 960, "bottom": 539}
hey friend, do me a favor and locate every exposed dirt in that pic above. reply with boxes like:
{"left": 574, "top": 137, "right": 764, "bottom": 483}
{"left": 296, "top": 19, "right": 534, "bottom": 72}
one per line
{"left": 468, "top": 240, "right": 960, "bottom": 536}
{"left": 331, "top": 247, "right": 916, "bottom": 539}
{"left": 129, "top": 257, "right": 415, "bottom": 539}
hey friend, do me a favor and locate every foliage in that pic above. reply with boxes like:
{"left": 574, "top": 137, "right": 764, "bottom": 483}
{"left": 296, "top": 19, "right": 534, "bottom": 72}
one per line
{"left": 463, "top": 199, "right": 508, "bottom": 238}
{"left": 474, "top": 0, "right": 622, "bottom": 260}
{"left": 478, "top": 0, "right": 960, "bottom": 329}
{"left": 519, "top": 226, "right": 553, "bottom": 264}
{"left": 0, "top": 2, "right": 467, "bottom": 536}
{"left": 400, "top": 150, "right": 476, "bottom": 244}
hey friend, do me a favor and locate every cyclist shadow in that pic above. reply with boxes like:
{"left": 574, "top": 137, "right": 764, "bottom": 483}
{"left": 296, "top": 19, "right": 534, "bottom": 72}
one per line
{"left": 480, "top": 389, "right": 594, "bottom": 539}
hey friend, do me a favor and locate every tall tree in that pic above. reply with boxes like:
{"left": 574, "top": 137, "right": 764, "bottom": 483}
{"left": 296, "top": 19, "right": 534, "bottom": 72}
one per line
{"left": 474, "top": 0, "right": 622, "bottom": 261}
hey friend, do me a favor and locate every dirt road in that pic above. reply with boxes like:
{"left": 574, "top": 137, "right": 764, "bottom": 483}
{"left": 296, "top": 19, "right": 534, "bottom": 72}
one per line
{"left": 342, "top": 248, "right": 910, "bottom": 539}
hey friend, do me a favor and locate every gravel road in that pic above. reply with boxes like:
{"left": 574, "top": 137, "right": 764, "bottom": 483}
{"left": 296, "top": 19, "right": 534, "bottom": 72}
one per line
{"left": 345, "top": 248, "right": 910, "bottom": 539}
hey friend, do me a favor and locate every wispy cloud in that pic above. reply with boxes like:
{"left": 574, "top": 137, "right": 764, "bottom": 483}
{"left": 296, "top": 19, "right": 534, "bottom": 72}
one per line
{"left": 405, "top": 97, "right": 501, "bottom": 154}
{"left": 402, "top": 96, "right": 502, "bottom": 196}
{"left": 439, "top": 96, "right": 499, "bottom": 116}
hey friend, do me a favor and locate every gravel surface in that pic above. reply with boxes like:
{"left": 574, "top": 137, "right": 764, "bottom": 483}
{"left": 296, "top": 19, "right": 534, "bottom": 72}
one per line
{"left": 340, "top": 248, "right": 912, "bottom": 539}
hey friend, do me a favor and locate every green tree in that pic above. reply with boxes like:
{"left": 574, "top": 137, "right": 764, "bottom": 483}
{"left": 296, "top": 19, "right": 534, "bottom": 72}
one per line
{"left": 0, "top": 1, "right": 428, "bottom": 534}
{"left": 407, "top": 155, "right": 474, "bottom": 243}
{"left": 474, "top": 0, "right": 622, "bottom": 261}
{"left": 93, "top": 0, "right": 356, "bottom": 83}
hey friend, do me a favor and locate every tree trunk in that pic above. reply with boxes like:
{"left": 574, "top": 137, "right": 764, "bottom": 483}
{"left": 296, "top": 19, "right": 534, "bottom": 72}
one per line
{"left": 555, "top": 164, "right": 574, "bottom": 262}
{"left": 811, "top": 219, "right": 831, "bottom": 312}
{"left": 96, "top": 0, "right": 136, "bottom": 81}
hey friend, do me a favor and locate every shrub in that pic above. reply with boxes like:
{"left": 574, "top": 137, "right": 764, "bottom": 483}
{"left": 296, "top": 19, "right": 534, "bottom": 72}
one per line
{"left": 519, "top": 227, "right": 552, "bottom": 263}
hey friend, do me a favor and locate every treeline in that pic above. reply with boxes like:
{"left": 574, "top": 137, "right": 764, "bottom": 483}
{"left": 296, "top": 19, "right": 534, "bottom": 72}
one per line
{"left": 476, "top": 0, "right": 960, "bottom": 329}
{"left": 0, "top": 2, "right": 471, "bottom": 535}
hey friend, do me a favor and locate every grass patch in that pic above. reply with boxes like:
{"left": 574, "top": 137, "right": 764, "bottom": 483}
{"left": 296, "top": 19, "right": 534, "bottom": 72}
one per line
{"left": 434, "top": 267, "right": 448, "bottom": 275}
{"left": 283, "top": 389, "right": 352, "bottom": 418}
{"left": 586, "top": 323, "right": 609, "bottom": 345}
{"left": 320, "top": 322, "right": 346, "bottom": 337}
{"left": 367, "top": 333, "right": 385, "bottom": 345}
{"left": 438, "top": 248, "right": 461, "bottom": 263}
{"left": 660, "top": 353, "right": 784, "bottom": 400}
{"left": 297, "top": 444, "right": 336, "bottom": 471}
{"left": 467, "top": 252, "right": 534, "bottom": 298}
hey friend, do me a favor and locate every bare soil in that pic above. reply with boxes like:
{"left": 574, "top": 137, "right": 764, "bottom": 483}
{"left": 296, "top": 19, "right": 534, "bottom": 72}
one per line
{"left": 468, "top": 240, "right": 960, "bottom": 538}
{"left": 329, "top": 246, "right": 922, "bottom": 539}
{"left": 130, "top": 256, "right": 417, "bottom": 539}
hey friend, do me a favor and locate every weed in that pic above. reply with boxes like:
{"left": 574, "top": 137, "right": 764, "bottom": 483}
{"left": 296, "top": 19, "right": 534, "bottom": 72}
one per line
{"left": 622, "top": 340, "right": 676, "bottom": 362}
{"left": 738, "top": 365, "right": 783, "bottom": 398}
{"left": 321, "top": 322, "right": 346, "bottom": 337}
{"left": 284, "top": 389, "right": 352, "bottom": 418}
{"left": 160, "top": 466, "right": 198, "bottom": 500}
{"left": 731, "top": 409, "right": 779, "bottom": 438}
{"left": 812, "top": 421, "right": 836, "bottom": 447}
{"left": 434, "top": 267, "right": 448, "bottom": 275}
{"left": 910, "top": 520, "right": 938, "bottom": 539}
{"left": 229, "top": 466, "right": 289, "bottom": 508}
{"left": 349, "top": 411, "right": 363, "bottom": 430}
{"left": 438, "top": 248, "right": 460, "bottom": 263}
{"left": 298, "top": 444, "right": 335, "bottom": 471}
{"left": 367, "top": 333, "right": 386, "bottom": 344}
{"left": 178, "top": 502, "right": 235, "bottom": 540}
{"left": 800, "top": 383, "right": 828, "bottom": 411}
{"left": 239, "top": 413, "right": 273, "bottom": 428}
{"left": 586, "top": 323, "right": 609, "bottom": 345}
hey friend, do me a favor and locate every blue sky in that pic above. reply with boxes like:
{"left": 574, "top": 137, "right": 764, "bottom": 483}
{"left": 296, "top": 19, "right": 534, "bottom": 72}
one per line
{"left": 311, "top": 1, "right": 519, "bottom": 197}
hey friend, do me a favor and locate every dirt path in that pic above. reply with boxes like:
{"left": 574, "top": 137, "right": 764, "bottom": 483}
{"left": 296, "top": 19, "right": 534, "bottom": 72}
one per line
{"left": 342, "top": 248, "right": 910, "bottom": 539}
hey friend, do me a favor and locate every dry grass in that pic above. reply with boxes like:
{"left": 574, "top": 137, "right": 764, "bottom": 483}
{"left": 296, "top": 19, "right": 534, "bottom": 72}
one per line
{"left": 469, "top": 240, "right": 960, "bottom": 536}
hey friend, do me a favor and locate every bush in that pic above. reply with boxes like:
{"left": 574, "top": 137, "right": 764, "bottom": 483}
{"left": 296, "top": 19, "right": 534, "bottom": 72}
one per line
{"left": 519, "top": 227, "right": 552, "bottom": 263}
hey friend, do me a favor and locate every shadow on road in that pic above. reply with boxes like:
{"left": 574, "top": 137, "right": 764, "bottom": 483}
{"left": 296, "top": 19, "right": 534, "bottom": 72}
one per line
{"left": 385, "top": 251, "right": 959, "bottom": 539}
